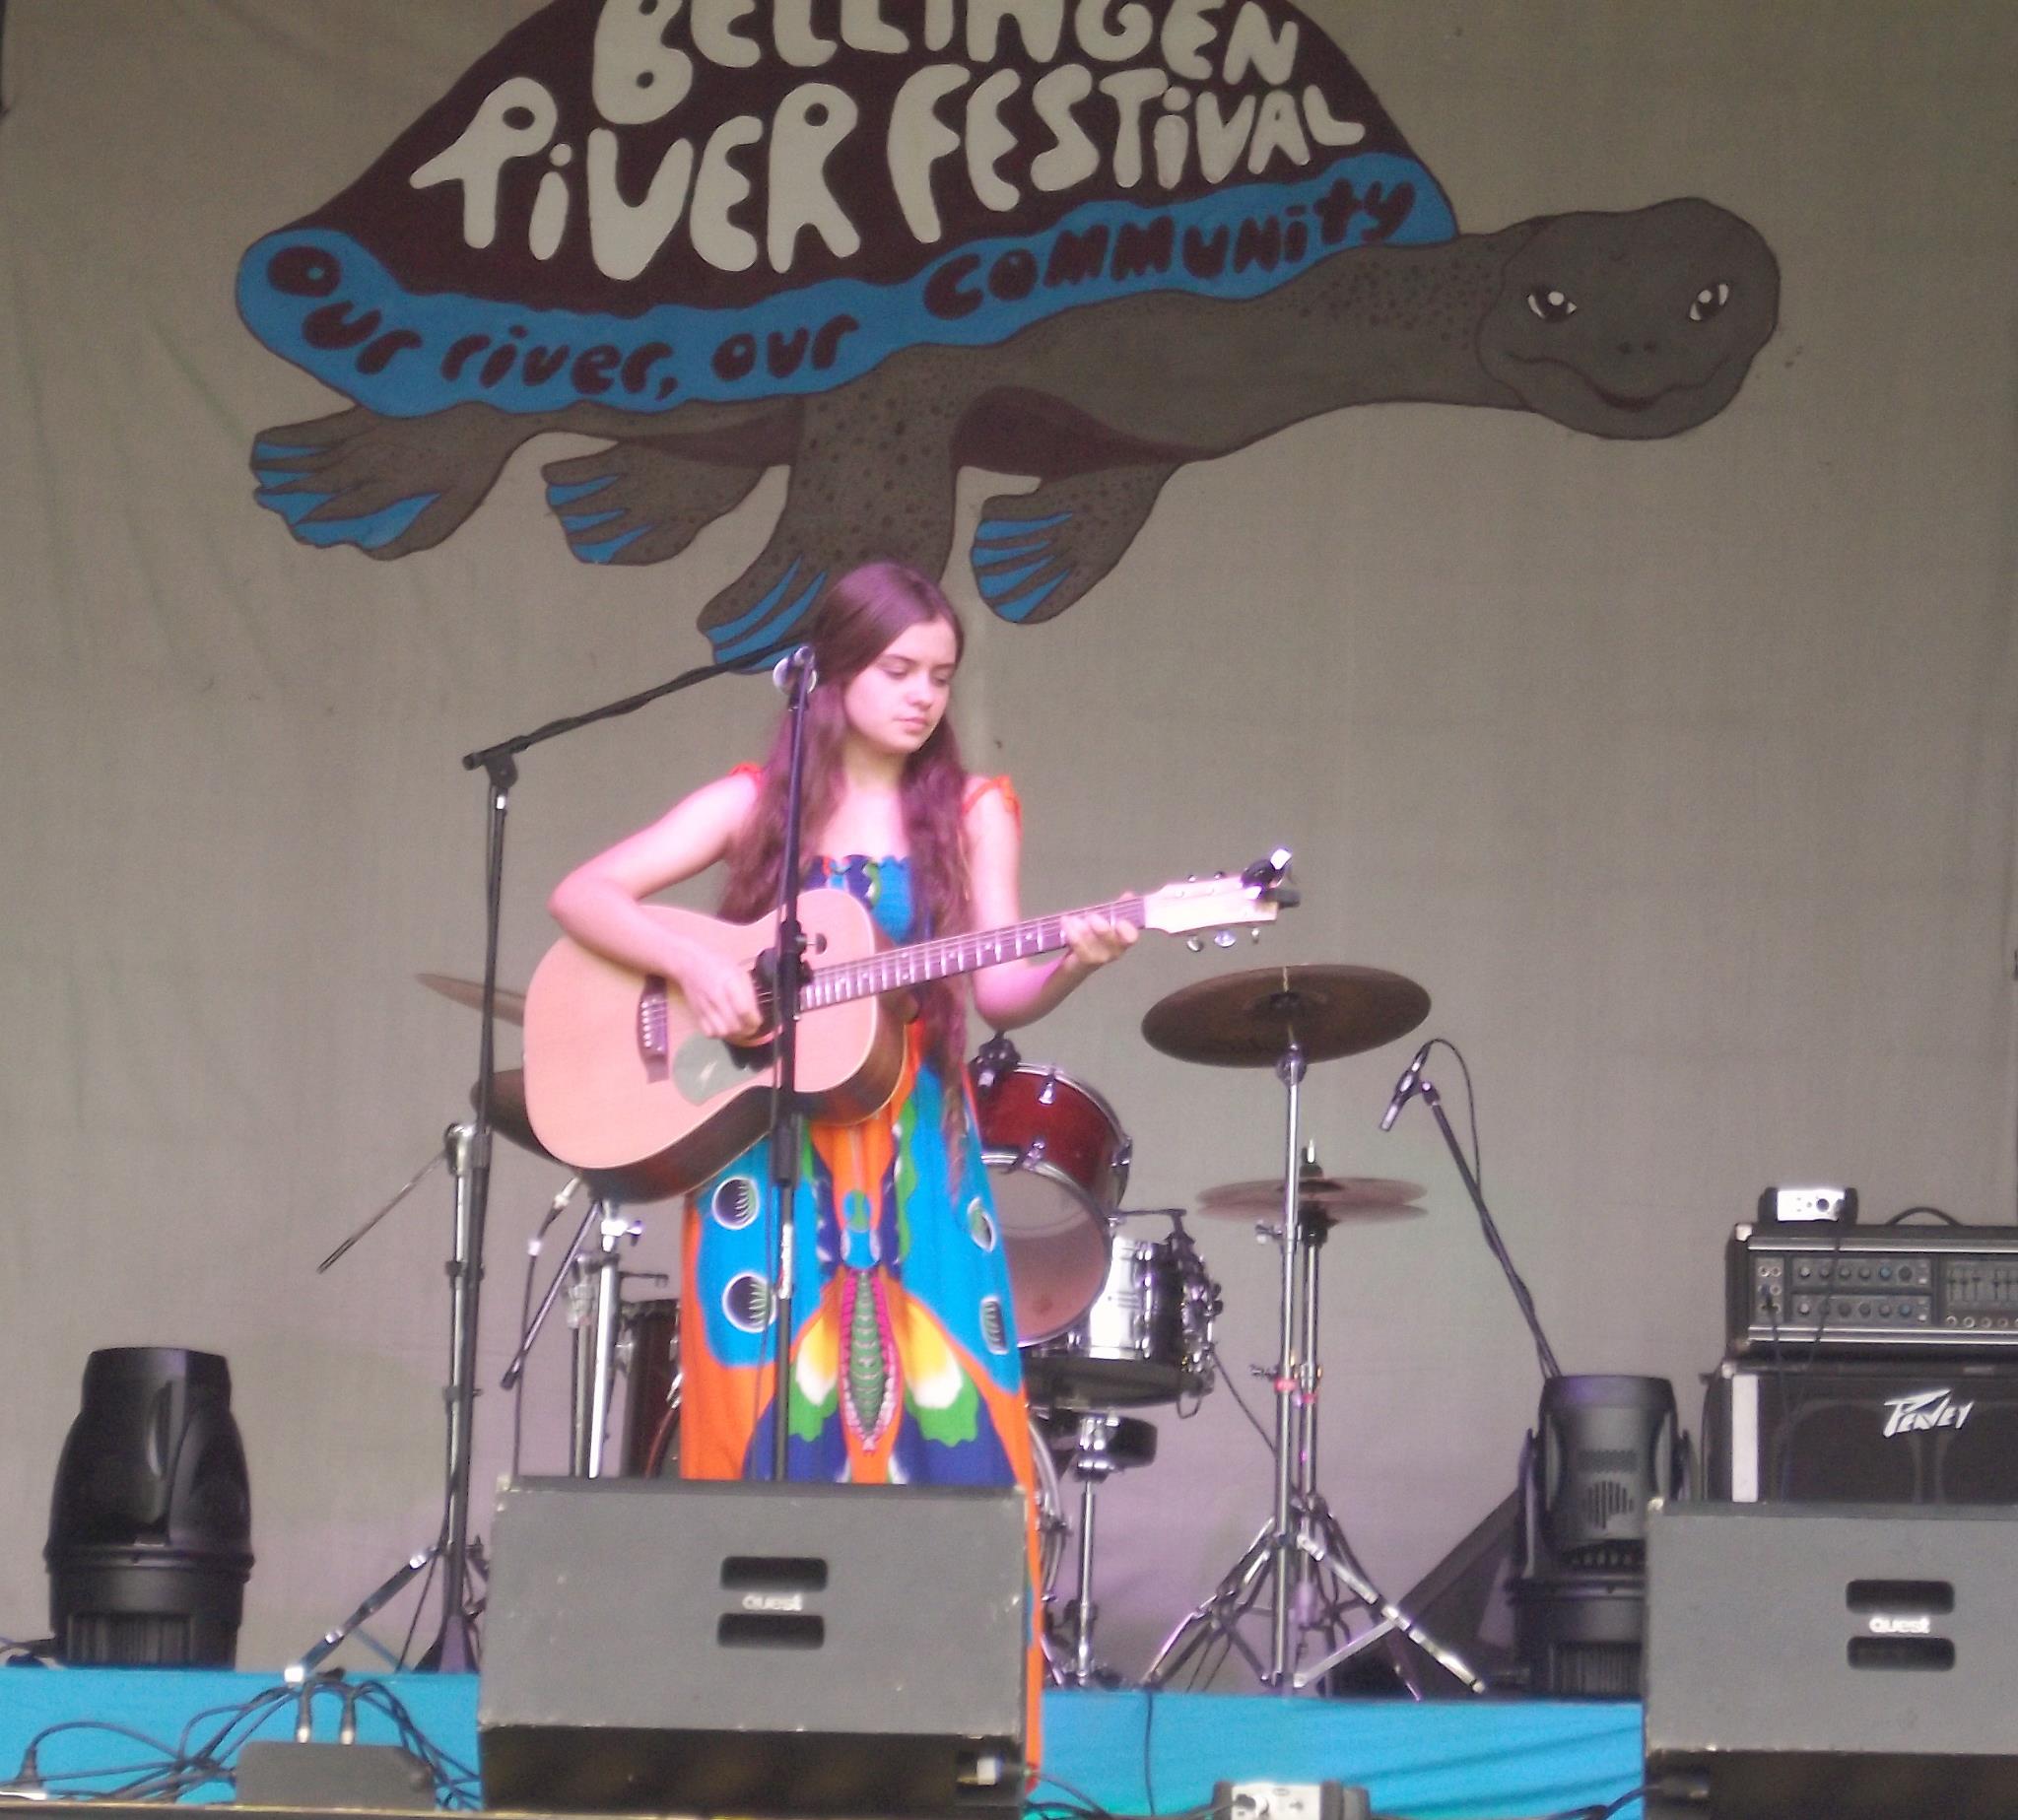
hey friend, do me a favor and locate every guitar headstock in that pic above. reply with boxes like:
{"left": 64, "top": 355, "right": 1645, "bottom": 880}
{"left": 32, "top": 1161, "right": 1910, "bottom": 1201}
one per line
{"left": 1141, "top": 849, "right": 1298, "bottom": 937}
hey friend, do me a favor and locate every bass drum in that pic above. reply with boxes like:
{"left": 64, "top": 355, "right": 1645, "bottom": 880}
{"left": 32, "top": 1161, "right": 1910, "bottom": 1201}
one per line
{"left": 971, "top": 1062, "right": 1131, "bottom": 1344}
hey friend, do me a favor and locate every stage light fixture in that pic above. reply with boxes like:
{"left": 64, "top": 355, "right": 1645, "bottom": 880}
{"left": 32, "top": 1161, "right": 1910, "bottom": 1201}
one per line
{"left": 44, "top": 1347, "right": 253, "bottom": 1666}
{"left": 1510, "top": 1373, "right": 1684, "bottom": 1697}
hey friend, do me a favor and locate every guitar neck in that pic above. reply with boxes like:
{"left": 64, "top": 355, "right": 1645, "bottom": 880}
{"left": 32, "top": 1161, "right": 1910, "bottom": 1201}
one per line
{"left": 798, "top": 897, "right": 1146, "bottom": 1011}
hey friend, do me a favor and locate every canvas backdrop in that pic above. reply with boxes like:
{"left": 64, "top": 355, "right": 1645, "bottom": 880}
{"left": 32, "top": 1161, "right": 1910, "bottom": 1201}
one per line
{"left": 2, "top": 0, "right": 2014, "bottom": 1676}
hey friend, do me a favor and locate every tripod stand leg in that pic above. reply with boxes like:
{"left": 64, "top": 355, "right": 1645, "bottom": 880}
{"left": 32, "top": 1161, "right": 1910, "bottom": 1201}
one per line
{"left": 286, "top": 1546, "right": 436, "bottom": 1685}
{"left": 1142, "top": 1523, "right": 1274, "bottom": 1688}
{"left": 1290, "top": 1501, "right": 1485, "bottom": 1692}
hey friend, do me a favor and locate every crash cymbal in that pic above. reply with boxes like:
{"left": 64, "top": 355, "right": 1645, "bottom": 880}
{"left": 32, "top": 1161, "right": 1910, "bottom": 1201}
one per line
{"left": 419, "top": 972, "right": 526, "bottom": 1026}
{"left": 481, "top": 1068, "right": 547, "bottom": 1160}
{"left": 1141, "top": 965, "right": 1429, "bottom": 1066}
{"left": 476, "top": 1070, "right": 668, "bottom": 1205}
{"left": 1197, "top": 1175, "right": 1426, "bottom": 1220}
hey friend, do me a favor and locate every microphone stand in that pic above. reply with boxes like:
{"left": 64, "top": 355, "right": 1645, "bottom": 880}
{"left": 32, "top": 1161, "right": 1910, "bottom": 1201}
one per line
{"left": 1383, "top": 1057, "right": 1562, "bottom": 1382}
{"left": 399, "top": 633, "right": 810, "bottom": 1673}
{"left": 766, "top": 649, "right": 817, "bottom": 1483}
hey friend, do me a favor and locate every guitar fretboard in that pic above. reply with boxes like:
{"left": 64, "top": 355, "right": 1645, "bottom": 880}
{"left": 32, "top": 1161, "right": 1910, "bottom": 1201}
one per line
{"left": 799, "top": 896, "right": 1146, "bottom": 1010}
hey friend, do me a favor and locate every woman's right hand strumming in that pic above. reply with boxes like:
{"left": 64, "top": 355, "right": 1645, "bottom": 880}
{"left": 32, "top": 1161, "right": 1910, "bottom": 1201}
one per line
{"left": 672, "top": 944, "right": 766, "bottom": 1043}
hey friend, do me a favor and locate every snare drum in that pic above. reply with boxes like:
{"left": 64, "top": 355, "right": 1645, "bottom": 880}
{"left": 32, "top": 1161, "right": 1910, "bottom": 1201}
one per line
{"left": 1022, "top": 1234, "right": 1216, "bottom": 1409}
{"left": 971, "top": 1063, "right": 1130, "bottom": 1343}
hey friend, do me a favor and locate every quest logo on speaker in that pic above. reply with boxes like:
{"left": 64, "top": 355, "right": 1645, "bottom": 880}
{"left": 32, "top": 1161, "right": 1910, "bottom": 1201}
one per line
{"left": 236, "top": 0, "right": 1780, "bottom": 657}
{"left": 1867, "top": 1613, "right": 1934, "bottom": 1636}
{"left": 1881, "top": 1389, "right": 1975, "bottom": 1439}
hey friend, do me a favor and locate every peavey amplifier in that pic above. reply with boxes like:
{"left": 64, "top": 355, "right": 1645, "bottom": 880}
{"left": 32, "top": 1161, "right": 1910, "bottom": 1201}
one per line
{"left": 1706, "top": 1358, "right": 2018, "bottom": 1504}
{"left": 1726, "top": 1220, "right": 2018, "bottom": 1355}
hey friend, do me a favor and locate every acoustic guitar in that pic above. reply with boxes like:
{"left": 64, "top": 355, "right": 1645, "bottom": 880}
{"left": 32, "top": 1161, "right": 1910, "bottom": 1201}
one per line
{"left": 521, "top": 851, "right": 1296, "bottom": 1201}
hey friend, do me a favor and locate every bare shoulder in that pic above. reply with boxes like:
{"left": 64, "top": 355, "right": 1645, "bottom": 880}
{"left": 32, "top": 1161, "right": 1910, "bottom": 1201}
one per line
{"left": 961, "top": 773, "right": 1022, "bottom": 850}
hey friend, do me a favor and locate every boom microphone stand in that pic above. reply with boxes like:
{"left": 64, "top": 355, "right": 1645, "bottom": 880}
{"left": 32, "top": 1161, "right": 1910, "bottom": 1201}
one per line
{"left": 383, "top": 634, "right": 810, "bottom": 1671}
{"left": 1379, "top": 1041, "right": 1561, "bottom": 1383}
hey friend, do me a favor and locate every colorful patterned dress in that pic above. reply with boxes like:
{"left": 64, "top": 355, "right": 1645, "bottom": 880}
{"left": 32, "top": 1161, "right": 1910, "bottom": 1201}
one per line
{"left": 676, "top": 813, "right": 1044, "bottom": 1754}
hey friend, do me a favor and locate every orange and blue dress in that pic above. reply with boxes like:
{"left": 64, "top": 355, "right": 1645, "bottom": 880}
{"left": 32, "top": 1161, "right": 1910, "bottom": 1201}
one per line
{"left": 676, "top": 777, "right": 1043, "bottom": 1752}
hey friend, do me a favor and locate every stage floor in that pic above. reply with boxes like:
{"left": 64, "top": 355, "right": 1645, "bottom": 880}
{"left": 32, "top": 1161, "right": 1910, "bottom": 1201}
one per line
{"left": 0, "top": 1672, "right": 1644, "bottom": 1818}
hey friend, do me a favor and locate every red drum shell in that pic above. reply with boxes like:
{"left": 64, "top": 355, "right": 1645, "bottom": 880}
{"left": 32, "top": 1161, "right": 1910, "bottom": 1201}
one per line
{"left": 970, "top": 1063, "right": 1130, "bottom": 1343}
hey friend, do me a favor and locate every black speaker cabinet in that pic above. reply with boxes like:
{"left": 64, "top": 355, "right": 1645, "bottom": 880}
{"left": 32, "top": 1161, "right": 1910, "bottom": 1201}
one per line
{"left": 1707, "top": 1358, "right": 2018, "bottom": 1504}
{"left": 1645, "top": 1501, "right": 2018, "bottom": 1819}
{"left": 477, "top": 1477, "right": 1028, "bottom": 1817}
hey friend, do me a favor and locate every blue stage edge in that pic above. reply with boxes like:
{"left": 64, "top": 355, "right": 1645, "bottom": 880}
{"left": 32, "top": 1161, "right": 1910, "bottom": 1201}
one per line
{"left": 0, "top": 1672, "right": 1644, "bottom": 1819}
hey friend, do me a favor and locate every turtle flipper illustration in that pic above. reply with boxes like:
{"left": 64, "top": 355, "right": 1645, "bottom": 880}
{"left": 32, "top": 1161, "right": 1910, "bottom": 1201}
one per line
{"left": 696, "top": 394, "right": 960, "bottom": 660}
{"left": 543, "top": 441, "right": 767, "bottom": 568}
{"left": 971, "top": 464, "right": 1181, "bottom": 626}
{"left": 251, "top": 403, "right": 531, "bottom": 557}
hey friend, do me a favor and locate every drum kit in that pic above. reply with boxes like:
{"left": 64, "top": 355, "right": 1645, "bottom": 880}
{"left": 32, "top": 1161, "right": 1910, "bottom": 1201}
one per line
{"left": 403, "top": 960, "right": 1480, "bottom": 1695}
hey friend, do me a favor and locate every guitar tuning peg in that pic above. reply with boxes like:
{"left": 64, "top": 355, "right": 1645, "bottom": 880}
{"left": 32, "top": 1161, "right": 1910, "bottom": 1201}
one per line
{"left": 1249, "top": 928, "right": 1261, "bottom": 943}
{"left": 1186, "top": 936, "right": 1204, "bottom": 953}
{"left": 1213, "top": 929, "right": 1238, "bottom": 948}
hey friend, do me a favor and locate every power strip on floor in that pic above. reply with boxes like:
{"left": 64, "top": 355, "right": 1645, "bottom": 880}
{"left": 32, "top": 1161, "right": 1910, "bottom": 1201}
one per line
{"left": 1213, "top": 1780, "right": 1373, "bottom": 1820}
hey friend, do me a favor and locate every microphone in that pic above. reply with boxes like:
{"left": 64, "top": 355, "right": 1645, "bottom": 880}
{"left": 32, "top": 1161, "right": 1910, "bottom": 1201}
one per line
{"left": 529, "top": 1174, "right": 583, "bottom": 1251}
{"left": 1379, "top": 1040, "right": 1434, "bottom": 1132}
{"left": 771, "top": 644, "right": 817, "bottom": 693}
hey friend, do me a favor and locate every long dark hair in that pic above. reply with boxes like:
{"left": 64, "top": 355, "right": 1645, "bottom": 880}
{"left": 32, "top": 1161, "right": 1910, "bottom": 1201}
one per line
{"left": 718, "top": 562, "right": 973, "bottom": 1094}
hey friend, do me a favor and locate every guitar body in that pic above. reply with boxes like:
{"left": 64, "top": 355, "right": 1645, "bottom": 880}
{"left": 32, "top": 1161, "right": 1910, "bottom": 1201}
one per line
{"left": 522, "top": 893, "right": 908, "bottom": 1202}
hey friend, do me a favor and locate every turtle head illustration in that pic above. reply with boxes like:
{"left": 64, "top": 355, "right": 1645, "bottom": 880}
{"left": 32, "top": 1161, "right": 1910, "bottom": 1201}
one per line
{"left": 1477, "top": 197, "right": 1779, "bottom": 439}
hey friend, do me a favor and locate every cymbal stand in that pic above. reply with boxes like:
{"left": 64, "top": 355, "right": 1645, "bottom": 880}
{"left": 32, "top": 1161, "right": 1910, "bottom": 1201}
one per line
{"left": 1145, "top": 1033, "right": 1484, "bottom": 1693}
{"left": 288, "top": 1121, "right": 489, "bottom": 1682}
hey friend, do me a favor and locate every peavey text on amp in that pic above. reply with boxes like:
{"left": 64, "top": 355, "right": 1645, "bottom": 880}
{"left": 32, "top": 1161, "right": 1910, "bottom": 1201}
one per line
{"left": 1706, "top": 1358, "right": 2018, "bottom": 1505}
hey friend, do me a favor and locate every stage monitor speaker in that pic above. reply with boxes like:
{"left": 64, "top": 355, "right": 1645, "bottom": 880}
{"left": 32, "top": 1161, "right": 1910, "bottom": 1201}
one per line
{"left": 1707, "top": 1357, "right": 2018, "bottom": 1504}
{"left": 1644, "top": 1500, "right": 2018, "bottom": 1820}
{"left": 477, "top": 1476, "right": 1028, "bottom": 1817}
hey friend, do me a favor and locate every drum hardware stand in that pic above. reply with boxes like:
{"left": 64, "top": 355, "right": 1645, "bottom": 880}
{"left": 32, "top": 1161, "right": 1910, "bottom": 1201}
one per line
{"left": 1052, "top": 1412, "right": 1154, "bottom": 1688}
{"left": 1145, "top": 1016, "right": 1484, "bottom": 1694}
{"left": 568, "top": 1249, "right": 668, "bottom": 1476}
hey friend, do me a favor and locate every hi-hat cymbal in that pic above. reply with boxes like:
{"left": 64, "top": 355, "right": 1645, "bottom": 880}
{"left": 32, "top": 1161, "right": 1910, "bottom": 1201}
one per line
{"left": 1141, "top": 965, "right": 1429, "bottom": 1066}
{"left": 1196, "top": 1175, "right": 1426, "bottom": 1221}
{"left": 419, "top": 972, "right": 527, "bottom": 1025}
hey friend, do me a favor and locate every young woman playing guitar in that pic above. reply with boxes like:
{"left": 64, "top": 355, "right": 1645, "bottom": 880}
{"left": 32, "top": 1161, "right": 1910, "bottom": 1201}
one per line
{"left": 547, "top": 562, "right": 1134, "bottom": 1666}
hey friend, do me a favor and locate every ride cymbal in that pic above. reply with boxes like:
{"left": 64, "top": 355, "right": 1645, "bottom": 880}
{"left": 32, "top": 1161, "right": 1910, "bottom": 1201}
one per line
{"left": 1141, "top": 964, "right": 1429, "bottom": 1066}
{"left": 419, "top": 972, "right": 527, "bottom": 1025}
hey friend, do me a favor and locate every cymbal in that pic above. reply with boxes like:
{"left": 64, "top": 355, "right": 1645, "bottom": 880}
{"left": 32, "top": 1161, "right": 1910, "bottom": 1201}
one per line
{"left": 482, "top": 1068, "right": 547, "bottom": 1159}
{"left": 1197, "top": 1175, "right": 1427, "bottom": 1220}
{"left": 419, "top": 972, "right": 526, "bottom": 1026}
{"left": 1141, "top": 965, "right": 1429, "bottom": 1066}
{"left": 477, "top": 1070, "right": 666, "bottom": 1204}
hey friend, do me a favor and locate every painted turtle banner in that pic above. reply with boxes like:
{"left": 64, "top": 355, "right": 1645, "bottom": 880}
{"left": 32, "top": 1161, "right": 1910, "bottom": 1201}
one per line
{"left": 237, "top": 0, "right": 1777, "bottom": 650}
